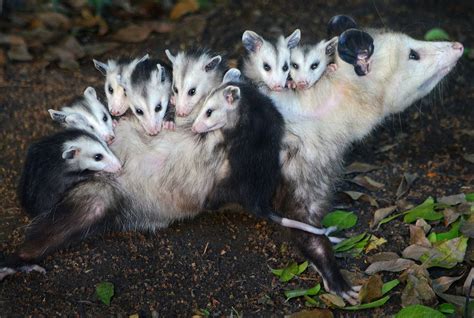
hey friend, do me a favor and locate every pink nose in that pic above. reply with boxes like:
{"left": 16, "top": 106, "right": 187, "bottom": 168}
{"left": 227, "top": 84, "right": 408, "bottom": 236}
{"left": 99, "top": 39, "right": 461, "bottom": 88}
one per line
{"left": 297, "top": 81, "right": 308, "bottom": 89}
{"left": 272, "top": 85, "right": 283, "bottom": 91}
{"left": 106, "top": 135, "right": 115, "bottom": 144}
{"left": 452, "top": 42, "right": 464, "bottom": 52}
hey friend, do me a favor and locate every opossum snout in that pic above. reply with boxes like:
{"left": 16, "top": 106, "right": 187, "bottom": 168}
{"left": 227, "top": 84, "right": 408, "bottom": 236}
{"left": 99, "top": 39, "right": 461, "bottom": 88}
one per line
{"left": 105, "top": 135, "right": 115, "bottom": 145}
{"left": 271, "top": 85, "right": 284, "bottom": 91}
{"left": 452, "top": 42, "right": 464, "bottom": 53}
{"left": 296, "top": 81, "right": 309, "bottom": 90}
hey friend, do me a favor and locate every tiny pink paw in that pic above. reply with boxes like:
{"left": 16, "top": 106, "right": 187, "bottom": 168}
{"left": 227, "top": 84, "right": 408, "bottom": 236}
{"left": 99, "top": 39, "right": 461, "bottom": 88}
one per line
{"left": 163, "top": 121, "right": 176, "bottom": 131}
{"left": 327, "top": 63, "right": 338, "bottom": 73}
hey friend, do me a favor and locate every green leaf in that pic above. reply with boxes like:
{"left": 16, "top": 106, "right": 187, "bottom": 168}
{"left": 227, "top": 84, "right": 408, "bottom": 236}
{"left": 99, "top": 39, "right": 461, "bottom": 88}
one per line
{"left": 466, "top": 193, "right": 474, "bottom": 202}
{"left": 382, "top": 279, "right": 400, "bottom": 295}
{"left": 403, "top": 197, "right": 443, "bottom": 223}
{"left": 271, "top": 261, "right": 308, "bottom": 282}
{"left": 424, "top": 28, "right": 450, "bottom": 41}
{"left": 429, "top": 220, "right": 462, "bottom": 243}
{"left": 322, "top": 210, "right": 357, "bottom": 230}
{"left": 438, "top": 303, "right": 456, "bottom": 314}
{"left": 297, "top": 261, "right": 308, "bottom": 275}
{"left": 395, "top": 304, "right": 445, "bottom": 318}
{"left": 334, "top": 232, "right": 368, "bottom": 253}
{"left": 378, "top": 211, "right": 405, "bottom": 226}
{"left": 304, "top": 295, "right": 319, "bottom": 307}
{"left": 420, "top": 236, "right": 468, "bottom": 268}
{"left": 284, "top": 284, "right": 321, "bottom": 301}
{"left": 343, "top": 295, "right": 390, "bottom": 310}
{"left": 96, "top": 281, "right": 114, "bottom": 305}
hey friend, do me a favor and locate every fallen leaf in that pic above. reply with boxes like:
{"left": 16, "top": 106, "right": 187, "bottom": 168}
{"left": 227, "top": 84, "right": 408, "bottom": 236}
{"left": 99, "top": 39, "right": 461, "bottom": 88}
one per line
{"left": 62, "top": 36, "right": 85, "bottom": 59}
{"left": 334, "top": 232, "right": 368, "bottom": 253}
{"left": 342, "top": 191, "right": 378, "bottom": 207}
{"left": 395, "top": 304, "right": 445, "bottom": 318}
{"left": 402, "top": 244, "right": 431, "bottom": 261}
{"left": 7, "top": 44, "right": 33, "bottom": 61}
{"left": 382, "top": 279, "right": 400, "bottom": 295}
{"left": 432, "top": 275, "right": 463, "bottom": 293}
{"left": 350, "top": 175, "right": 384, "bottom": 192}
{"left": 465, "top": 193, "right": 474, "bottom": 202}
{"left": 83, "top": 42, "right": 120, "bottom": 56}
{"left": 112, "top": 24, "right": 151, "bottom": 43}
{"left": 285, "top": 309, "right": 333, "bottom": 318}
{"left": 396, "top": 173, "right": 418, "bottom": 199}
{"left": 37, "top": 12, "right": 71, "bottom": 30}
{"left": 284, "top": 284, "right": 321, "bottom": 301}
{"left": 365, "top": 258, "right": 415, "bottom": 275}
{"left": 0, "top": 33, "right": 26, "bottom": 46}
{"left": 345, "top": 162, "right": 380, "bottom": 174}
{"left": 376, "top": 144, "right": 396, "bottom": 153}
{"left": 443, "top": 207, "right": 461, "bottom": 226}
{"left": 415, "top": 219, "right": 431, "bottom": 233}
{"left": 170, "top": 0, "right": 200, "bottom": 20}
{"left": 321, "top": 210, "right": 357, "bottom": 230}
{"left": 343, "top": 296, "right": 390, "bottom": 310}
{"left": 403, "top": 237, "right": 468, "bottom": 268}
{"left": 428, "top": 220, "right": 461, "bottom": 243}
{"left": 365, "top": 235, "right": 387, "bottom": 253}
{"left": 409, "top": 225, "right": 431, "bottom": 247}
{"left": 271, "top": 261, "right": 308, "bottom": 282}
{"left": 460, "top": 214, "right": 474, "bottom": 238}
{"left": 403, "top": 197, "right": 443, "bottom": 223}
{"left": 438, "top": 303, "right": 456, "bottom": 314}
{"left": 463, "top": 268, "right": 474, "bottom": 297}
{"left": 400, "top": 265, "right": 437, "bottom": 307}
{"left": 367, "top": 252, "right": 400, "bottom": 263}
{"left": 463, "top": 154, "right": 474, "bottom": 163}
{"left": 372, "top": 206, "right": 398, "bottom": 229}
{"left": 438, "top": 193, "right": 467, "bottom": 206}
{"left": 319, "top": 293, "right": 345, "bottom": 308}
{"left": 432, "top": 283, "right": 466, "bottom": 310}
{"left": 96, "top": 281, "right": 114, "bottom": 305}
{"left": 359, "top": 275, "right": 383, "bottom": 303}
{"left": 141, "top": 21, "right": 175, "bottom": 34}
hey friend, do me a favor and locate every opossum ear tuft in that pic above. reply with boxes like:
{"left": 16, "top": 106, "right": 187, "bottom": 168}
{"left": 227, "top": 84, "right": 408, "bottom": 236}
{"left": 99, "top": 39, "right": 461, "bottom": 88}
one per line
{"left": 325, "top": 37, "right": 338, "bottom": 56}
{"left": 84, "top": 87, "right": 97, "bottom": 99}
{"left": 165, "top": 49, "right": 176, "bottom": 64}
{"left": 204, "top": 55, "right": 222, "bottom": 72}
{"left": 286, "top": 29, "right": 301, "bottom": 49}
{"left": 223, "top": 85, "right": 240, "bottom": 108}
{"left": 223, "top": 68, "right": 241, "bottom": 83}
{"left": 62, "top": 146, "right": 79, "bottom": 160}
{"left": 49, "top": 109, "right": 67, "bottom": 123}
{"left": 137, "top": 54, "right": 149, "bottom": 64}
{"left": 93, "top": 59, "right": 108, "bottom": 76}
{"left": 242, "top": 30, "right": 264, "bottom": 53}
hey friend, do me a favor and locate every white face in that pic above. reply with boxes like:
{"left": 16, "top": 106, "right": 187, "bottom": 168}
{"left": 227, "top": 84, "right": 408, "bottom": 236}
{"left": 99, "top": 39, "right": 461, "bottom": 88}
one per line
{"left": 290, "top": 40, "right": 331, "bottom": 89}
{"left": 192, "top": 85, "right": 240, "bottom": 133}
{"left": 62, "top": 136, "right": 121, "bottom": 173}
{"left": 128, "top": 65, "right": 171, "bottom": 136}
{"left": 372, "top": 33, "right": 464, "bottom": 114}
{"left": 166, "top": 50, "right": 223, "bottom": 117}
{"left": 242, "top": 29, "right": 300, "bottom": 91}
{"left": 49, "top": 87, "right": 116, "bottom": 144}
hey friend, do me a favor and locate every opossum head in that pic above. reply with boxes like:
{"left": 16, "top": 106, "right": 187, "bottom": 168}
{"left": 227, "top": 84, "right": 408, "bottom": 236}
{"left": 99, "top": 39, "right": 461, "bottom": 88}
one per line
{"left": 354, "top": 32, "right": 464, "bottom": 115}
{"left": 125, "top": 63, "right": 172, "bottom": 136}
{"left": 166, "top": 48, "right": 224, "bottom": 117}
{"left": 49, "top": 87, "right": 116, "bottom": 144}
{"left": 242, "top": 29, "right": 300, "bottom": 91}
{"left": 290, "top": 38, "right": 337, "bottom": 90}
{"left": 93, "top": 55, "right": 149, "bottom": 116}
{"left": 192, "top": 71, "right": 241, "bottom": 134}
{"left": 62, "top": 133, "right": 121, "bottom": 173}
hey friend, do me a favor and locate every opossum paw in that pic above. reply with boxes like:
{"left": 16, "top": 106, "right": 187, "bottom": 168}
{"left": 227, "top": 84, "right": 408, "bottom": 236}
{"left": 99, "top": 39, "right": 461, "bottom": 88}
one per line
{"left": 0, "top": 264, "right": 46, "bottom": 281}
{"left": 341, "top": 285, "right": 361, "bottom": 305}
{"left": 327, "top": 63, "right": 338, "bottom": 73}
{"left": 163, "top": 121, "right": 176, "bottom": 131}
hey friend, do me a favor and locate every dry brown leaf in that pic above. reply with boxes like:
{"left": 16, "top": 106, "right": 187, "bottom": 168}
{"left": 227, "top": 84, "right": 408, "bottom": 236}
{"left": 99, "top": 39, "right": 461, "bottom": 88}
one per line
{"left": 443, "top": 207, "right": 461, "bottom": 226}
{"left": 463, "top": 154, "right": 474, "bottom": 163}
{"left": 402, "top": 244, "right": 431, "bottom": 261}
{"left": 319, "top": 293, "right": 345, "bottom": 308}
{"left": 371, "top": 205, "right": 397, "bottom": 229}
{"left": 409, "top": 224, "right": 431, "bottom": 247}
{"left": 0, "top": 33, "right": 26, "bottom": 46}
{"left": 285, "top": 309, "right": 334, "bottom": 318}
{"left": 37, "top": 12, "right": 71, "bottom": 30}
{"left": 438, "top": 193, "right": 466, "bottom": 206}
{"left": 359, "top": 275, "right": 383, "bottom": 303}
{"left": 342, "top": 191, "right": 379, "bottom": 207}
{"left": 396, "top": 173, "right": 418, "bottom": 199}
{"left": 367, "top": 252, "right": 400, "bottom": 263}
{"left": 345, "top": 162, "right": 380, "bottom": 174}
{"left": 7, "top": 44, "right": 33, "bottom": 61}
{"left": 415, "top": 219, "right": 431, "bottom": 234}
{"left": 83, "top": 42, "right": 120, "bottom": 57}
{"left": 463, "top": 267, "right": 474, "bottom": 297}
{"left": 460, "top": 214, "right": 474, "bottom": 238}
{"left": 141, "top": 21, "right": 175, "bottom": 34}
{"left": 62, "top": 36, "right": 85, "bottom": 59}
{"left": 350, "top": 175, "right": 384, "bottom": 192}
{"left": 432, "top": 275, "right": 463, "bottom": 293}
{"left": 365, "top": 235, "right": 387, "bottom": 253}
{"left": 112, "top": 24, "right": 151, "bottom": 43}
{"left": 170, "top": 0, "right": 200, "bottom": 20}
{"left": 400, "top": 264, "right": 437, "bottom": 307}
{"left": 365, "top": 258, "right": 415, "bottom": 275}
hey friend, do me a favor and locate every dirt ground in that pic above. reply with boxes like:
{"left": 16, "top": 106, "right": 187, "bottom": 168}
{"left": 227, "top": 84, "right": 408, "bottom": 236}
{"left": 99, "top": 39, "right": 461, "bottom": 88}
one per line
{"left": 0, "top": 0, "right": 473, "bottom": 316}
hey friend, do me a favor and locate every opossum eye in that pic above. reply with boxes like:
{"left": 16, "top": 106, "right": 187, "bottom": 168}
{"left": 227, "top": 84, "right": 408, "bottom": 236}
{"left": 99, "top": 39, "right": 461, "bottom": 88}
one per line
{"left": 89, "top": 125, "right": 94, "bottom": 130}
{"left": 155, "top": 104, "right": 162, "bottom": 112}
{"left": 102, "top": 113, "right": 108, "bottom": 122}
{"left": 409, "top": 49, "right": 420, "bottom": 61}
{"left": 310, "top": 62, "right": 319, "bottom": 70}
{"left": 188, "top": 88, "right": 196, "bottom": 96}
{"left": 282, "top": 62, "right": 289, "bottom": 72}
{"left": 173, "top": 85, "right": 178, "bottom": 94}
{"left": 108, "top": 85, "right": 113, "bottom": 94}
{"left": 94, "top": 154, "right": 103, "bottom": 161}
{"left": 291, "top": 62, "right": 299, "bottom": 70}
{"left": 135, "top": 108, "right": 144, "bottom": 116}
{"left": 206, "top": 109, "right": 213, "bottom": 117}
{"left": 263, "top": 63, "right": 271, "bottom": 72}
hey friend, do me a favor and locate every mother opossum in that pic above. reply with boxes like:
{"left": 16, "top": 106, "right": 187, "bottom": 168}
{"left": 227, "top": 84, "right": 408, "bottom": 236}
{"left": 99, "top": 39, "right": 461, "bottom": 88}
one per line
{"left": 2, "top": 29, "right": 463, "bottom": 302}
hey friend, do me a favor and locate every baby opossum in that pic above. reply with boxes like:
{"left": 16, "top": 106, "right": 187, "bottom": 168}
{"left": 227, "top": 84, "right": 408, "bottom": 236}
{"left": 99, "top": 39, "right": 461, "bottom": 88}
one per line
{"left": 17, "top": 129, "right": 121, "bottom": 218}
{"left": 121, "top": 58, "right": 174, "bottom": 135}
{"left": 241, "top": 29, "right": 300, "bottom": 92}
{"left": 165, "top": 48, "right": 225, "bottom": 118}
{"left": 49, "top": 87, "right": 116, "bottom": 144}
{"left": 192, "top": 71, "right": 338, "bottom": 239}
{"left": 2, "top": 28, "right": 464, "bottom": 303}
{"left": 93, "top": 55, "right": 149, "bottom": 116}
{"left": 288, "top": 38, "right": 338, "bottom": 90}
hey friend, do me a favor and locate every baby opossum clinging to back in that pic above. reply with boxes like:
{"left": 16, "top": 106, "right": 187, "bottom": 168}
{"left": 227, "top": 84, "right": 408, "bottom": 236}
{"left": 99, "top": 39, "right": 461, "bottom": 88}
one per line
{"left": 17, "top": 129, "right": 122, "bottom": 218}
{"left": 120, "top": 58, "right": 174, "bottom": 135}
{"left": 93, "top": 55, "right": 149, "bottom": 116}
{"left": 49, "top": 87, "right": 116, "bottom": 144}
{"left": 192, "top": 70, "right": 338, "bottom": 239}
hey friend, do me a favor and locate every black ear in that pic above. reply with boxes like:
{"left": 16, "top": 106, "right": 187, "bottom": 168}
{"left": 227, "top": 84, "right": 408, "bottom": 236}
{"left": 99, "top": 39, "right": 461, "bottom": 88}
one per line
{"left": 48, "top": 109, "right": 67, "bottom": 123}
{"left": 338, "top": 29, "right": 374, "bottom": 76}
{"left": 93, "top": 59, "right": 108, "bottom": 76}
{"left": 242, "top": 30, "right": 264, "bottom": 53}
{"left": 204, "top": 55, "right": 222, "bottom": 72}
{"left": 327, "top": 15, "right": 358, "bottom": 38}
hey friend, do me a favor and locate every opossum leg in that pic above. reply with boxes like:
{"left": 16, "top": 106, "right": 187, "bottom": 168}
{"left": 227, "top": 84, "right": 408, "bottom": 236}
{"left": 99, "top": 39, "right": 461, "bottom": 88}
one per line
{"left": 292, "top": 230, "right": 359, "bottom": 305}
{"left": 163, "top": 104, "right": 176, "bottom": 130}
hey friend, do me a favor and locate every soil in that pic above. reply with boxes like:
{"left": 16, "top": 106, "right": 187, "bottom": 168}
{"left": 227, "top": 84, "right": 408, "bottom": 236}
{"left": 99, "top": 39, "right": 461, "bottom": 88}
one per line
{"left": 0, "top": 0, "right": 473, "bottom": 317}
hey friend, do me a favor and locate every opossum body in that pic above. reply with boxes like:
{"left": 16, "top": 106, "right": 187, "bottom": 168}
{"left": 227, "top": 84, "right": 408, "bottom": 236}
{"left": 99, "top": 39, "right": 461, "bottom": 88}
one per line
{"left": 93, "top": 55, "right": 148, "bottom": 116}
{"left": 123, "top": 58, "right": 174, "bottom": 135}
{"left": 17, "top": 129, "right": 121, "bottom": 218}
{"left": 49, "top": 87, "right": 116, "bottom": 144}
{"left": 192, "top": 78, "right": 338, "bottom": 239}
{"left": 166, "top": 48, "right": 225, "bottom": 118}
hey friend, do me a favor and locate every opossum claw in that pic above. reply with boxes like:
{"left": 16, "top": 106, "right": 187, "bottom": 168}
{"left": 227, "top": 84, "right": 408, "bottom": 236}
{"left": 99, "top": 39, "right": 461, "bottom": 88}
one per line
{"left": 341, "top": 289, "right": 360, "bottom": 305}
{"left": 0, "top": 264, "right": 46, "bottom": 281}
